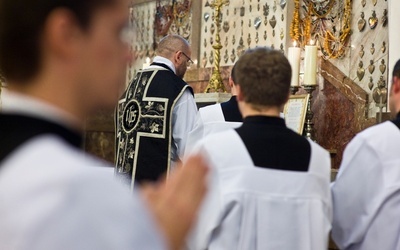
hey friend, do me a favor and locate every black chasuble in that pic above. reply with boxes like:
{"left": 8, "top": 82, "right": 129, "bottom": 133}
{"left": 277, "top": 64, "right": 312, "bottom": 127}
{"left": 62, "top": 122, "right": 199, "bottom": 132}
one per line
{"left": 0, "top": 114, "right": 82, "bottom": 163}
{"left": 115, "top": 64, "right": 193, "bottom": 187}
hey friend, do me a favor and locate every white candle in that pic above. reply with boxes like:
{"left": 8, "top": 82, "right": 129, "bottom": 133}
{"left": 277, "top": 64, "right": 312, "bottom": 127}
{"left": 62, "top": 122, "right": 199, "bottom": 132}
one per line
{"left": 142, "top": 57, "right": 151, "bottom": 69}
{"left": 304, "top": 42, "right": 317, "bottom": 86}
{"left": 287, "top": 42, "right": 301, "bottom": 86}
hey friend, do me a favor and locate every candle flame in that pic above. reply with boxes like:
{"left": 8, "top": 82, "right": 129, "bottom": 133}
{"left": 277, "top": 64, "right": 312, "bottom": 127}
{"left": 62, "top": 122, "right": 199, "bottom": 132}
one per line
{"left": 293, "top": 41, "right": 297, "bottom": 47}
{"left": 310, "top": 39, "right": 315, "bottom": 46}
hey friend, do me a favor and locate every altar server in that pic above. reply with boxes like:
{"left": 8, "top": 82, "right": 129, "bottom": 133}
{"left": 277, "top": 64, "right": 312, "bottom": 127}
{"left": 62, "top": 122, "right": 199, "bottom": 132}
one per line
{"left": 185, "top": 64, "right": 242, "bottom": 155}
{"left": 185, "top": 47, "right": 332, "bottom": 250}
{"left": 0, "top": 0, "right": 208, "bottom": 249}
{"left": 331, "top": 59, "right": 400, "bottom": 250}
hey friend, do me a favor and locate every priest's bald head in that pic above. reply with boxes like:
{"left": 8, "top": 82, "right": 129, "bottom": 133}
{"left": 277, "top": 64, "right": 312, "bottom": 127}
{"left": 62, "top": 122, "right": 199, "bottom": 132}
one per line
{"left": 234, "top": 47, "right": 291, "bottom": 117}
{"left": 156, "top": 35, "right": 192, "bottom": 78}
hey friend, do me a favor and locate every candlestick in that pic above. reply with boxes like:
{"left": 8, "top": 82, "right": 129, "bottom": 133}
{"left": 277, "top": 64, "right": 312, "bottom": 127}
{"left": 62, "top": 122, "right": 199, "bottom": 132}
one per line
{"left": 287, "top": 43, "right": 301, "bottom": 87}
{"left": 303, "top": 44, "right": 317, "bottom": 86}
{"left": 303, "top": 85, "right": 317, "bottom": 141}
{"left": 204, "top": 0, "right": 229, "bottom": 93}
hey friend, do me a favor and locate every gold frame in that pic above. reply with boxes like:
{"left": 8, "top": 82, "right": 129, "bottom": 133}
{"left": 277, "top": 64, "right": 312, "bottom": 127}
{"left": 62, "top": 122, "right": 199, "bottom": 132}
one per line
{"left": 283, "top": 94, "right": 309, "bottom": 134}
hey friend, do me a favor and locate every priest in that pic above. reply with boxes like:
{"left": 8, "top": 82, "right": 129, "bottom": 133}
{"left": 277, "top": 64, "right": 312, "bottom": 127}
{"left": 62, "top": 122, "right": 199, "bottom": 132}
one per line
{"left": 115, "top": 34, "right": 197, "bottom": 187}
{"left": 185, "top": 63, "right": 242, "bottom": 155}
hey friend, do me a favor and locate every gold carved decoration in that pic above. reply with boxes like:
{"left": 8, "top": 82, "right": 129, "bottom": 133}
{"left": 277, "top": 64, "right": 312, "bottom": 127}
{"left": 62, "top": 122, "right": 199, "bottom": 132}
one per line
{"left": 382, "top": 9, "right": 388, "bottom": 27}
{"left": 358, "top": 12, "right": 366, "bottom": 32}
{"left": 373, "top": 76, "right": 388, "bottom": 106}
{"left": 379, "top": 59, "right": 386, "bottom": 74}
{"left": 359, "top": 45, "right": 365, "bottom": 58}
{"left": 361, "top": 0, "right": 366, "bottom": 7}
{"left": 370, "top": 43, "right": 375, "bottom": 55}
{"left": 155, "top": 0, "right": 192, "bottom": 39}
{"left": 290, "top": 0, "right": 352, "bottom": 59}
{"left": 368, "top": 10, "right": 378, "bottom": 29}
{"left": 368, "top": 60, "right": 375, "bottom": 74}
{"left": 368, "top": 76, "right": 374, "bottom": 90}
{"left": 357, "top": 61, "right": 365, "bottom": 81}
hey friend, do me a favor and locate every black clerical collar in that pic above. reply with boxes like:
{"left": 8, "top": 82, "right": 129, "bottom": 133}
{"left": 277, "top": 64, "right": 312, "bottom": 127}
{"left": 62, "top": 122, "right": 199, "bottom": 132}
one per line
{"left": 0, "top": 114, "right": 83, "bottom": 162}
{"left": 392, "top": 112, "right": 400, "bottom": 129}
{"left": 150, "top": 62, "right": 174, "bottom": 73}
{"left": 242, "top": 115, "right": 286, "bottom": 127}
{"left": 229, "top": 95, "right": 237, "bottom": 103}
{"left": 236, "top": 114, "right": 310, "bottom": 171}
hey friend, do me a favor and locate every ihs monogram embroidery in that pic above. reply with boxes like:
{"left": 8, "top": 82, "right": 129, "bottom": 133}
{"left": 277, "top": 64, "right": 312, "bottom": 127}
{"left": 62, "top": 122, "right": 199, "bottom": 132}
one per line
{"left": 116, "top": 70, "right": 168, "bottom": 177}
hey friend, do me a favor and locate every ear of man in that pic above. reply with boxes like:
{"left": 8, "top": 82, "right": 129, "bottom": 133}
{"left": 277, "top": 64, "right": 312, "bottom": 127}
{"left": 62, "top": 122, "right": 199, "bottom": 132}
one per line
{"left": 228, "top": 76, "right": 234, "bottom": 89}
{"left": 393, "top": 76, "right": 400, "bottom": 95}
{"left": 236, "top": 84, "right": 244, "bottom": 102}
{"left": 173, "top": 50, "right": 183, "bottom": 65}
{"left": 43, "top": 8, "right": 85, "bottom": 62}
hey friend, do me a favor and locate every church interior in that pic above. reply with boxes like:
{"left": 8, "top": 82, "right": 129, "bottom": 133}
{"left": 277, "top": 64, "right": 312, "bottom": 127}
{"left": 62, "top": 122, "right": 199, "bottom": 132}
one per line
{"left": 80, "top": 2, "right": 395, "bottom": 248}
{"left": 0, "top": 0, "right": 397, "bottom": 249}
{"left": 81, "top": 0, "right": 394, "bottom": 174}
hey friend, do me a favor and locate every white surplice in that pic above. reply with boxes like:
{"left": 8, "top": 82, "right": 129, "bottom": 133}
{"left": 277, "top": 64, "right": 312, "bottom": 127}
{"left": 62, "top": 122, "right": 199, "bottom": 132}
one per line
{"left": 0, "top": 92, "right": 166, "bottom": 250}
{"left": 186, "top": 130, "right": 332, "bottom": 250}
{"left": 331, "top": 121, "right": 400, "bottom": 250}
{"left": 185, "top": 103, "right": 241, "bottom": 155}
{"left": 0, "top": 136, "right": 166, "bottom": 250}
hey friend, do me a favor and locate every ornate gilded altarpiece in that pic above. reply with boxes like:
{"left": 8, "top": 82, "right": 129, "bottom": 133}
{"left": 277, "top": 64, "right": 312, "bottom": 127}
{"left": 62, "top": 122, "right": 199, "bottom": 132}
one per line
{"left": 128, "top": 0, "right": 193, "bottom": 83}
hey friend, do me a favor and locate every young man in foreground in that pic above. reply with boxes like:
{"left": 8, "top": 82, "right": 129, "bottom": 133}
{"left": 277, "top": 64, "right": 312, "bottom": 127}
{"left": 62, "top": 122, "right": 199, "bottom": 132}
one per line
{"left": 0, "top": 0, "right": 208, "bottom": 249}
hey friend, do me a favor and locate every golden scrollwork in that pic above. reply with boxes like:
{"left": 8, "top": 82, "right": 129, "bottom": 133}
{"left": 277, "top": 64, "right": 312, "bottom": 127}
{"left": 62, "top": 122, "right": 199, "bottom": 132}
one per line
{"left": 154, "top": 0, "right": 192, "bottom": 39}
{"left": 289, "top": 0, "right": 352, "bottom": 59}
{"left": 289, "top": 0, "right": 301, "bottom": 43}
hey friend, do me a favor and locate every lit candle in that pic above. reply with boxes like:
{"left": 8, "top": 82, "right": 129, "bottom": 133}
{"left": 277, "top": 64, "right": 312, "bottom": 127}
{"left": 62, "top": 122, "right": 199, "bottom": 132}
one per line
{"left": 287, "top": 41, "right": 301, "bottom": 86}
{"left": 303, "top": 40, "right": 317, "bottom": 86}
{"left": 142, "top": 57, "right": 151, "bottom": 69}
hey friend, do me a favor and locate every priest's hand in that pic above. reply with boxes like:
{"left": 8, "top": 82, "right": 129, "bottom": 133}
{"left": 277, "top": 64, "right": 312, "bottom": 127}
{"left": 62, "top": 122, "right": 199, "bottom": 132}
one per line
{"left": 141, "top": 154, "right": 209, "bottom": 250}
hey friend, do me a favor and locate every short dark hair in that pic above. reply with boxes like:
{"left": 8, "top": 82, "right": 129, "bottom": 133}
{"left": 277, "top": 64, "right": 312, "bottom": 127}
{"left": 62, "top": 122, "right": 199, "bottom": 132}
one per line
{"left": 393, "top": 59, "right": 400, "bottom": 78}
{"left": 0, "top": 0, "right": 115, "bottom": 82}
{"left": 234, "top": 47, "right": 291, "bottom": 107}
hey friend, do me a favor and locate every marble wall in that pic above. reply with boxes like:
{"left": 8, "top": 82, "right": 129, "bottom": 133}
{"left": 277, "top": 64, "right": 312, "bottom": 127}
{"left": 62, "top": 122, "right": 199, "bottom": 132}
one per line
{"left": 316, "top": 59, "right": 376, "bottom": 168}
